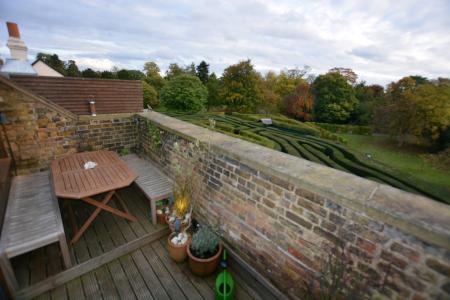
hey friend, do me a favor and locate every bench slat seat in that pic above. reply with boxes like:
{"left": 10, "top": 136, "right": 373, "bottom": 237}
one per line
{"left": 0, "top": 171, "right": 71, "bottom": 293}
{"left": 122, "top": 154, "right": 173, "bottom": 225}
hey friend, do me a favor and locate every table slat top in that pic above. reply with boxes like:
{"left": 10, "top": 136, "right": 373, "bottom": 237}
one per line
{"left": 51, "top": 151, "right": 137, "bottom": 199}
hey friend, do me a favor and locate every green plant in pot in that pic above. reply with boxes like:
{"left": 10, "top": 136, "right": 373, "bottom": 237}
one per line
{"left": 187, "top": 226, "right": 222, "bottom": 276}
{"left": 167, "top": 219, "right": 190, "bottom": 263}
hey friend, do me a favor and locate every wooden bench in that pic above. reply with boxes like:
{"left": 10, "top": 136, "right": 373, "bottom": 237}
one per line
{"left": 0, "top": 171, "right": 72, "bottom": 293}
{"left": 122, "top": 154, "right": 173, "bottom": 225}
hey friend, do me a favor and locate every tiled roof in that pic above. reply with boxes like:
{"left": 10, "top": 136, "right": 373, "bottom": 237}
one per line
{"left": 10, "top": 75, "right": 143, "bottom": 115}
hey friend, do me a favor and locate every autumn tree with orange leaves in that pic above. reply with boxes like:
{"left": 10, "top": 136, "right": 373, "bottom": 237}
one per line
{"left": 283, "top": 81, "right": 314, "bottom": 121}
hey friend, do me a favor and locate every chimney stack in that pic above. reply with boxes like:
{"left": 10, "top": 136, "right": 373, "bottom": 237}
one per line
{"left": 6, "top": 22, "right": 28, "bottom": 60}
{"left": 7, "top": 22, "right": 21, "bottom": 39}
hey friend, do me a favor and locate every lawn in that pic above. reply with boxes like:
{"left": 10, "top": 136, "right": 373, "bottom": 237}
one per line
{"left": 337, "top": 134, "right": 450, "bottom": 194}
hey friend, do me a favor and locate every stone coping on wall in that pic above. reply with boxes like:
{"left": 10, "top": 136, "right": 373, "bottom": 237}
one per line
{"left": 78, "top": 112, "right": 138, "bottom": 121}
{"left": 139, "top": 111, "right": 450, "bottom": 249}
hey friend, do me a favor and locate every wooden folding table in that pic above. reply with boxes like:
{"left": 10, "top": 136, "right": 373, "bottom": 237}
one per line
{"left": 51, "top": 150, "right": 138, "bottom": 244}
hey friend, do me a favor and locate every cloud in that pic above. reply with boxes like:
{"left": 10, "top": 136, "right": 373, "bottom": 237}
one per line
{"left": 0, "top": 0, "right": 449, "bottom": 85}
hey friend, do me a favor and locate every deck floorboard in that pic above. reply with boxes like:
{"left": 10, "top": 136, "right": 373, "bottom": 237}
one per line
{"left": 9, "top": 185, "right": 269, "bottom": 300}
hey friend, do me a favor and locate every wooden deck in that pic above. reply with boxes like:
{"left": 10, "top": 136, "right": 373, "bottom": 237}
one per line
{"left": 32, "top": 239, "right": 263, "bottom": 300}
{"left": 7, "top": 185, "right": 272, "bottom": 300}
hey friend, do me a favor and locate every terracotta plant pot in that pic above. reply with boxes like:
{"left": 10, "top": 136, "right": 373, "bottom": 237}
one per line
{"left": 187, "top": 241, "right": 223, "bottom": 276}
{"left": 167, "top": 232, "right": 189, "bottom": 263}
{"left": 157, "top": 212, "right": 167, "bottom": 225}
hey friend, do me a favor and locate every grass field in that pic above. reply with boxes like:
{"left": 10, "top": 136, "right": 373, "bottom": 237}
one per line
{"left": 163, "top": 111, "right": 450, "bottom": 204}
{"left": 337, "top": 134, "right": 450, "bottom": 193}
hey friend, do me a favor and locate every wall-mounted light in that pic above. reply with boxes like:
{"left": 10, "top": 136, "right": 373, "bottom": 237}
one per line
{"left": 88, "top": 98, "right": 96, "bottom": 116}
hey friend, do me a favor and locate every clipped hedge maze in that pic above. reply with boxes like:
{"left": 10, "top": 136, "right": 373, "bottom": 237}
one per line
{"left": 165, "top": 112, "right": 449, "bottom": 203}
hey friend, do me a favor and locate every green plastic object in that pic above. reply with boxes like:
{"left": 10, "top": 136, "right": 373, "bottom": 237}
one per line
{"left": 215, "top": 250, "right": 235, "bottom": 300}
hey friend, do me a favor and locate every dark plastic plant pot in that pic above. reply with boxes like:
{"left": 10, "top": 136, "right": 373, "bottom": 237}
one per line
{"left": 187, "top": 241, "right": 223, "bottom": 277}
{"left": 167, "top": 232, "right": 189, "bottom": 263}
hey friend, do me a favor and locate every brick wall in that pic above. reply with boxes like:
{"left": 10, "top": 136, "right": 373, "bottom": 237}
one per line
{"left": 137, "top": 111, "right": 450, "bottom": 300}
{"left": 0, "top": 80, "right": 137, "bottom": 174}
{"left": 77, "top": 114, "right": 137, "bottom": 153}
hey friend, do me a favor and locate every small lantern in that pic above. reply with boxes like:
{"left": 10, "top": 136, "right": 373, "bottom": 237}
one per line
{"left": 88, "top": 98, "right": 96, "bottom": 116}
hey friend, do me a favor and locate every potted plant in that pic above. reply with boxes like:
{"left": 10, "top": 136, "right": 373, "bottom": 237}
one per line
{"left": 166, "top": 139, "right": 204, "bottom": 232}
{"left": 157, "top": 206, "right": 169, "bottom": 225}
{"left": 167, "top": 219, "right": 190, "bottom": 262}
{"left": 187, "top": 226, "right": 222, "bottom": 276}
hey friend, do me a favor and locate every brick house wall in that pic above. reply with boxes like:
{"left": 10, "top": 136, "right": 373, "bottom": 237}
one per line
{"left": 0, "top": 79, "right": 137, "bottom": 174}
{"left": 137, "top": 111, "right": 450, "bottom": 300}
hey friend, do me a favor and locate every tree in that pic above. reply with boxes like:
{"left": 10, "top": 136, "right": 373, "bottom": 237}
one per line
{"left": 143, "top": 61, "right": 160, "bottom": 76}
{"left": 165, "top": 63, "right": 185, "bottom": 80}
{"left": 312, "top": 73, "right": 357, "bottom": 123}
{"left": 410, "top": 75, "right": 430, "bottom": 85}
{"left": 258, "top": 71, "right": 281, "bottom": 113}
{"left": 273, "top": 67, "right": 310, "bottom": 98}
{"left": 143, "top": 61, "right": 166, "bottom": 92}
{"left": 283, "top": 81, "right": 313, "bottom": 121}
{"left": 100, "top": 70, "right": 116, "bottom": 79}
{"left": 353, "top": 82, "right": 384, "bottom": 125}
{"left": 117, "top": 69, "right": 145, "bottom": 80}
{"left": 185, "top": 63, "right": 197, "bottom": 76}
{"left": 328, "top": 67, "right": 358, "bottom": 85}
{"left": 142, "top": 81, "right": 159, "bottom": 108}
{"left": 219, "top": 60, "right": 262, "bottom": 112}
{"left": 386, "top": 76, "right": 418, "bottom": 100}
{"left": 160, "top": 75, "right": 208, "bottom": 111}
{"left": 65, "top": 60, "right": 80, "bottom": 77}
{"left": 206, "top": 73, "right": 221, "bottom": 110}
{"left": 196, "top": 61, "right": 210, "bottom": 84}
{"left": 81, "top": 68, "right": 99, "bottom": 78}
{"left": 36, "top": 53, "right": 66, "bottom": 75}
{"left": 375, "top": 77, "right": 450, "bottom": 147}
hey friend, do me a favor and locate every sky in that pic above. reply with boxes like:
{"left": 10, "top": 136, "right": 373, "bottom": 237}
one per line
{"left": 0, "top": 0, "right": 449, "bottom": 85}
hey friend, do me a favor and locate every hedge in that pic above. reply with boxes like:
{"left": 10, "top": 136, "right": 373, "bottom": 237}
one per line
{"left": 309, "top": 122, "right": 372, "bottom": 135}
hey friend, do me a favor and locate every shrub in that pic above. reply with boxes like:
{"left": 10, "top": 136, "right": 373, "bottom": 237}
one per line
{"left": 309, "top": 122, "right": 371, "bottom": 135}
{"left": 190, "top": 226, "right": 220, "bottom": 259}
{"left": 142, "top": 81, "right": 159, "bottom": 108}
{"left": 160, "top": 75, "right": 208, "bottom": 111}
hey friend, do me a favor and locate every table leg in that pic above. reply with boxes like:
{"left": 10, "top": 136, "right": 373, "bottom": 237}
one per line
{"left": 65, "top": 200, "right": 79, "bottom": 237}
{"left": 114, "top": 191, "right": 130, "bottom": 214}
{"left": 70, "top": 190, "right": 115, "bottom": 244}
{"left": 82, "top": 195, "right": 137, "bottom": 222}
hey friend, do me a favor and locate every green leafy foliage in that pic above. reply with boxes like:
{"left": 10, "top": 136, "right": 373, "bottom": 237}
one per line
{"left": 143, "top": 61, "right": 166, "bottom": 92}
{"left": 36, "top": 52, "right": 67, "bottom": 75}
{"left": 147, "top": 122, "right": 162, "bottom": 150}
{"left": 82, "top": 68, "right": 99, "bottom": 78}
{"left": 219, "top": 60, "right": 263, "bottom": 112}
{"left": 206, "top": 73, "right": 221, "bottom": 110}
{"left": 117, "top": 69, "right": 145, "bottom": 80}
{"left": 353, "top": 83, "right": 384, "bottom": 125}
{"left": 313, "top": 73, "right": 358, "bottom": 123}
{"left": 190, "top": 226, "right": 220, "bottom": 259}
{"left": 375, "top": 76, "right": 450, "bottom": 147}
{"left": 165, "top": 63, "right": 196, "bottom": 81}
{"left": 160, "top": 75, "right": 208, "bottom": 111}
{"left": 142, "top": 81, "right": 159, "bottom": 108}
{"left": 66, "top": 60, "right": 80, "bottom": 77}
{"left": 118, "top": 148, "right": 130, "bottom": 156}
{"left": 100, "top": 70, "right": 116, "bottom": 79}
{"left": 196, "top": 61, "right": 210, "bottom": 84}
